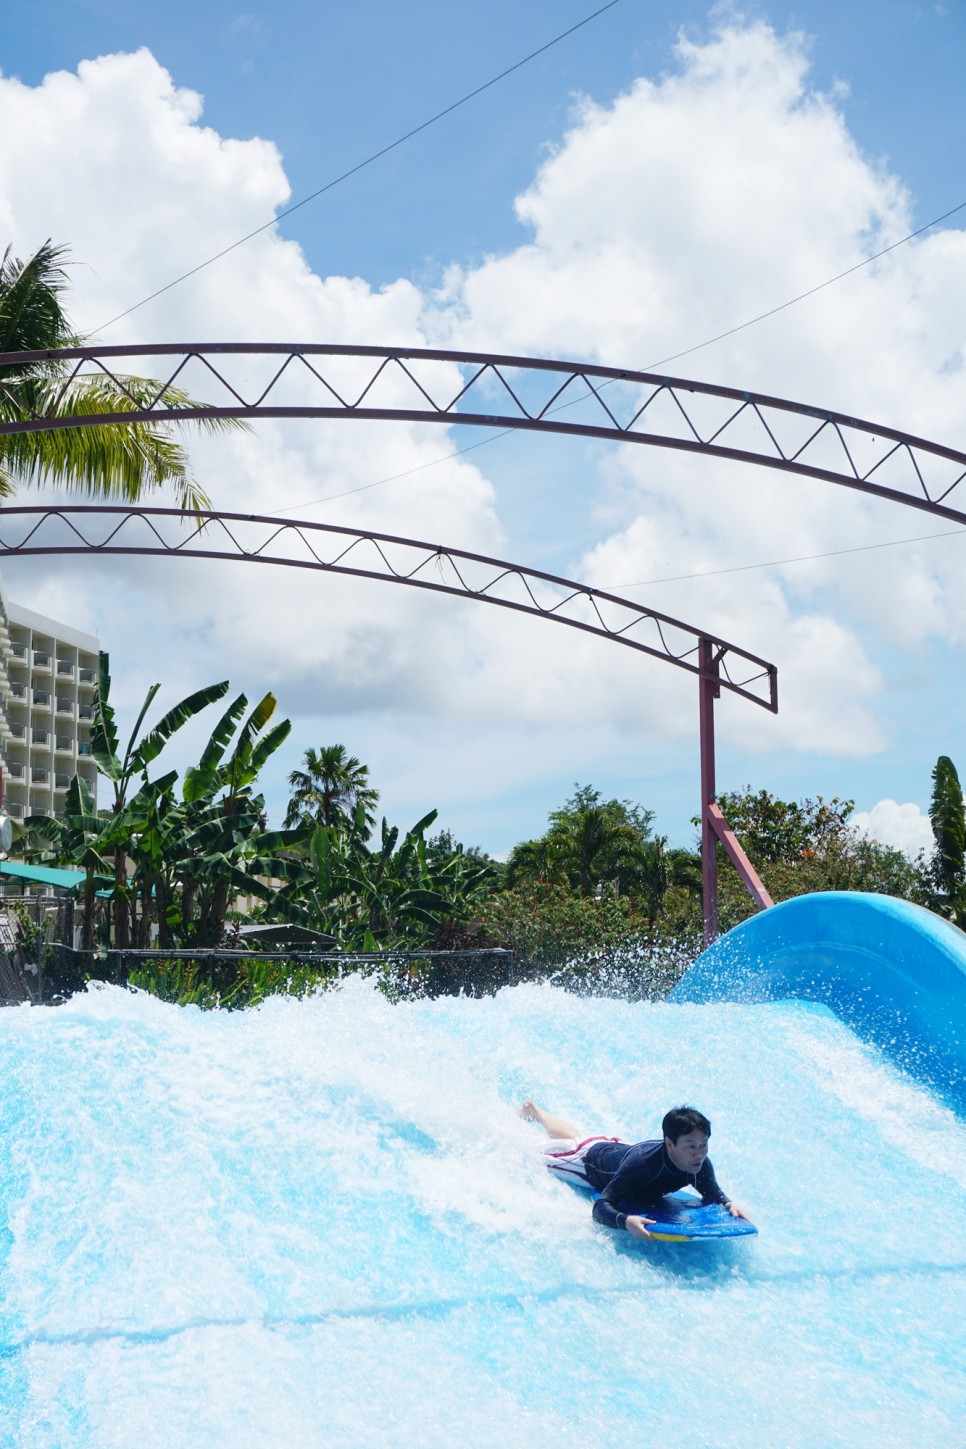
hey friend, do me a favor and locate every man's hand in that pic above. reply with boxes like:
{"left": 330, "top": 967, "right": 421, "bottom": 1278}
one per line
{"left": 725, "top": 1201, "right": 750, "bottom": 1221}
{"left": 625, "top": 1214, "right": 658, "bottom": 1240}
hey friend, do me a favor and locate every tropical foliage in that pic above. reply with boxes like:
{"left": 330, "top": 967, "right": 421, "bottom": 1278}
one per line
{"left": 123, "top": 954, "right": 342, "bottom": 1010}
{"left": 926, "top": 754, "right": 966, "bottom": 925}
{"left": 478, "top": 781, "right": 934, "bottom": 979}
{"left": 476, "top": 881, "right": 679, "bottom": 985}
{"left": 262, "top": 806, "right": 495, "bottom": 951}
{"left": 702, "top": 785, "right": 929, "bottom": 932}
{"left": 18, "top": 662, "right": 952, "bottom": 1006}
{"left": 23, "top": 654, "right": 301, "bottom": 950}
{"left": 711, "top": 788, "right": 854, "bottom": 865}
{"left": 509, "top": 782, "right": 669, "bottom": 915}
{"left": 0, "top": 240, "right": 241, "bottom": 507}
{"left": 23, "top": 660, "right": 503, "bottom": 964}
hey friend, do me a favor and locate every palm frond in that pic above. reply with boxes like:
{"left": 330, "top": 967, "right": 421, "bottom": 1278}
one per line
{"left": 0, "top": 240, "right": 248, "bottom": 508}
{"left": 0, "top": 374, "right": 244, "bottom": 508}
{"left": 0, "top": 241, "right": 73, "bottom": 360}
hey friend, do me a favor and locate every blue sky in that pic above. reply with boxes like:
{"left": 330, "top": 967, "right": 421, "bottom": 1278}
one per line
{"left": 6, "top": 2, "right": 963, "bottom": 284}
{"left": 2, "top": 1, "right": 965, "bottom": 855}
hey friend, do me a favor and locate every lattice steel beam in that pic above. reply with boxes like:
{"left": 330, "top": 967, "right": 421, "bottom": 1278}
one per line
{"left": 3, "top": 343, "right": 966, "bottom": 523}
{"left": 0, "top": 504, "right": 777, "bottom": 712}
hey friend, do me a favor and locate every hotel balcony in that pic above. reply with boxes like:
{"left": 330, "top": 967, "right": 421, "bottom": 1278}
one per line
{"left": 31, "top": 728, "right": 50, "bottom": 746}
{"left": 32, "top": 651, "right": 52, "bottom": 670}
{"left": 78, "top": 668, "right": 96, "bottom": 685}
{"left": 56, "top": 661, "right": 74, "bottom": 677}
{"left": 31, "top": 768, "right": 50, "bottom": 785}
{"left": 32, "top": 690, "right": 51, "bottom": 709}
{"left": 55, "top": 698, "right": 74, "bottom": 716}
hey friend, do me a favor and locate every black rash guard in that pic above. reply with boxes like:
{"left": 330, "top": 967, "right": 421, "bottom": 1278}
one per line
{"left": 584, "top": 1139, "right": 730, "bottom": 1231}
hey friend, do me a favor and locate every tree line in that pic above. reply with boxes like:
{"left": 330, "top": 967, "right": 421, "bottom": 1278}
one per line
{"left": 17, "top": 652, "right": 966, "bottom": 1002}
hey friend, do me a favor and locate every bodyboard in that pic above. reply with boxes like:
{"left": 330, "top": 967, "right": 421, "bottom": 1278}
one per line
{"left": 593, "top": 1189, "right": 757, "bottom": 1241}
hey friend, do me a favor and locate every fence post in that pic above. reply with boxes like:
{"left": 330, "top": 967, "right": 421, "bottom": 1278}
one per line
{"left": 35, "top": 896, "right": 44, "bottom": 1003}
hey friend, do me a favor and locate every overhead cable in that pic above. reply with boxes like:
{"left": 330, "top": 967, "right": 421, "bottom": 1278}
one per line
{"left": 616, "top": 526, "right": 966, "bottom": 591}
{"left": 91, "top": 1, "right": 621, "bottom": 333}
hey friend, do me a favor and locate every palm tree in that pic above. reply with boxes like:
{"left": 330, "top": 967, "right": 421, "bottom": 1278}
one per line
{"left": 505, "top": 836, "right": 567, "bottom": 889}
{"left": 283, "top": 744, "right": 379, "bottom": 833}
{"left": 0, "top": 240, "right": 240, "bottom": 507}
{"left": 549, "top": 804, "right": 631, "bottom": 895}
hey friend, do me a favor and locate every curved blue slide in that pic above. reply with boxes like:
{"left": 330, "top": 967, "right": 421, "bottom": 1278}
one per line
{"left": 671, "top": 891, "right": 966, "bottom": 1114}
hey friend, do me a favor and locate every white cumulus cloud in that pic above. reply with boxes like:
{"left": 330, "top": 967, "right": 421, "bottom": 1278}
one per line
{"left": 852, "top": 799, "right": 935, "bottom": 859}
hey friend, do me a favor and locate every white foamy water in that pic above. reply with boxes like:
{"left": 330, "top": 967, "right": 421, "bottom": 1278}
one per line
{"left": 1, "top": 979, "right": 964, "bottom": 1448}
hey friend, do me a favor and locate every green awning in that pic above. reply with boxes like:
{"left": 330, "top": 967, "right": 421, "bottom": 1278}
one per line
{"left": 0, "top": 861, "right": 88, "bottom": 891}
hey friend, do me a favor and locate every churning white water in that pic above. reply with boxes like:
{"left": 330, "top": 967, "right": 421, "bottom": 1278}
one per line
{"left": 1, "top": 978, "right": 964, "bottom": 1448}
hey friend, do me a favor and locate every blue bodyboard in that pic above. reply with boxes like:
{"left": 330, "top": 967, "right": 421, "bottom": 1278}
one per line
{"left": 593, "top": 1189, "right": 757, "bottom": 1241}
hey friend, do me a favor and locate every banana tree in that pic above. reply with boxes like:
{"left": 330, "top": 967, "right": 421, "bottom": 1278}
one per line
{"left": 267, "top": 806, "right": 490, "bottom": 950}
{"left": 179, "top": 690, "right": 294, "bottom": 944}
{"left": 129, "top": 690, "right": 300, "bottom": 947}
{"left": 90, "top": 652, "right": 230, "bottom": 947}
{"left": 23, "top": 772, "right": 138, "bottom": 949}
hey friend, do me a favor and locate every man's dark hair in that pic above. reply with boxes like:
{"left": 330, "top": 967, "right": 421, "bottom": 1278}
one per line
{"left": 662, "top": 1105, "right": 711, "bottom": 1142}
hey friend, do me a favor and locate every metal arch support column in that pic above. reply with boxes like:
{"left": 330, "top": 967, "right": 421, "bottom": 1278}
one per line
{"left": 699, "top": 638, "right": 720, "bottom": 946}
{"left": 699, "top": 637, "right": 775, "bottom": 944}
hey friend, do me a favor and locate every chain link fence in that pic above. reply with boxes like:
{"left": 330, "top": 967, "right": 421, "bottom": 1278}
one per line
{"left": 0, "top": 894, "right": 74, "bottom": 1004}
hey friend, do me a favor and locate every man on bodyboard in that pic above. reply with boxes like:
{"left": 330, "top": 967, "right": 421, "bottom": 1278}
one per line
{"left": 520, "top": 1100, "right": 750, "bottom": 1239}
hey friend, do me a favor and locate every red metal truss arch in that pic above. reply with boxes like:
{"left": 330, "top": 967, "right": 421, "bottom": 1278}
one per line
{"left": 0, "top": 504, "right": 776, "bottom": 939}
{"left": 3, "top": 343, "right": 966, "bottom": 523}
{"left": 0, "top": 504, "right": 777, "bottom": 710}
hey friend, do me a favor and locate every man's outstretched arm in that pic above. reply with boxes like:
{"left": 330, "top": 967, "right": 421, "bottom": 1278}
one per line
{"left": 591, "top": 1196, "right": 657, "bottom": 1238}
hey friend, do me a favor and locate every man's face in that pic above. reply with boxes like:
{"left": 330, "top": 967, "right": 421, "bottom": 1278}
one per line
{"left": 665, "top": 1131, "right": 710, "bottom": 1174}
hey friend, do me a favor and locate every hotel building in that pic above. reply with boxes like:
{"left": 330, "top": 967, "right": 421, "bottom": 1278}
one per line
{"left": 0, "top": 576, "right": 99, "bottom": 823}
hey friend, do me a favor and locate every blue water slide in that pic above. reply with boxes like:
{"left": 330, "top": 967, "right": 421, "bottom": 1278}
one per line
{"left": 671, "top": 891, "right": 966, "bottom": 1114}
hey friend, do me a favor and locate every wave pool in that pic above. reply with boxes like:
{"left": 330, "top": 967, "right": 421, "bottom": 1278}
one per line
{"left": 1, "top": 978, "right": 964, "bottom": 1447}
